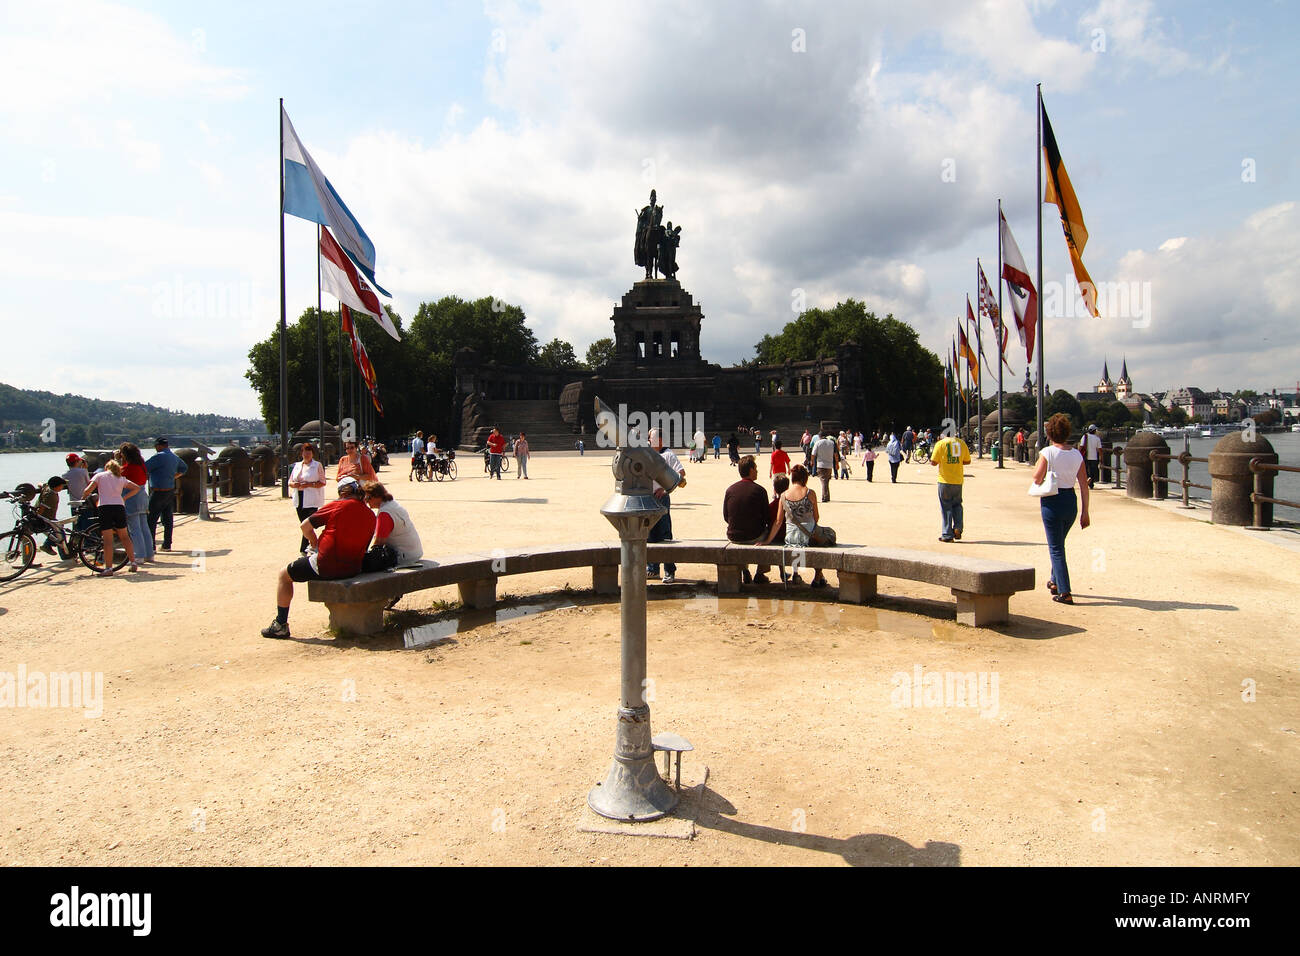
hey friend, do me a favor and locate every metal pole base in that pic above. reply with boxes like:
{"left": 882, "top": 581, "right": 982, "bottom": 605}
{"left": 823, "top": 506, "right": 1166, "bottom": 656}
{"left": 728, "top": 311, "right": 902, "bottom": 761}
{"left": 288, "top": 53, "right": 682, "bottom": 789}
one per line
{"left": 588, "top": 754, "right": 679, "bottom": 822}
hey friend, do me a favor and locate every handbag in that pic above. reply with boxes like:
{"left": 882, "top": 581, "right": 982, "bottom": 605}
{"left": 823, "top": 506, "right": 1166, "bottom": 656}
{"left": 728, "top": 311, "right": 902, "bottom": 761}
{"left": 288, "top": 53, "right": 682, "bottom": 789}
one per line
{"left": 361, "top": 543, "right": 399, "bottom": 572}
{"left": 1028, "top": 470, "right": 1059, "bottom": 497}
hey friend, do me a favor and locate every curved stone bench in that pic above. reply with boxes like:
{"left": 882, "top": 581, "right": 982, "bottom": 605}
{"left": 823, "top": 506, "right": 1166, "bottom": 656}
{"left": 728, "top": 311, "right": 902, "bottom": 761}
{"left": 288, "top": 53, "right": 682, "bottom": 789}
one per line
{"left": 307, "top": 538, "right": 1034, "bottom": 635}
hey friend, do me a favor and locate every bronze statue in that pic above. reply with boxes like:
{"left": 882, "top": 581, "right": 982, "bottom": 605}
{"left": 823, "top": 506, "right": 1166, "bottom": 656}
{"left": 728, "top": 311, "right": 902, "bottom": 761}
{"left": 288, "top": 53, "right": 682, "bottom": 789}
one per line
{"left": 634, "top": 189, "right": 663, "bottom": 279}
{"left": 657, "top": 221, "right": 681, "bottom": 280}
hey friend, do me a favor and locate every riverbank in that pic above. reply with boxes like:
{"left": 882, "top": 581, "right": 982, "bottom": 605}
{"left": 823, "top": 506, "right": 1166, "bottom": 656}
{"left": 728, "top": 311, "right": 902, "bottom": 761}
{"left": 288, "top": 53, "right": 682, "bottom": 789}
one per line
{"left": 1, "top": 453, "right": 1295, "bottom": 865}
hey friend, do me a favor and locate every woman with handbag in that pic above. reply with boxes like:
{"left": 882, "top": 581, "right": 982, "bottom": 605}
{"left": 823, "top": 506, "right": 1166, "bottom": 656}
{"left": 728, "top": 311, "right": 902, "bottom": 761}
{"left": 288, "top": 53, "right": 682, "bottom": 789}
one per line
{"left": 361, "top": 481, "right": 423, "bottom": 571}
{"left": 1030, "top": 413, "right": 1090, "bottom": 605}
{"left": 761, "top": 464, "right": 831, "bottom": 588}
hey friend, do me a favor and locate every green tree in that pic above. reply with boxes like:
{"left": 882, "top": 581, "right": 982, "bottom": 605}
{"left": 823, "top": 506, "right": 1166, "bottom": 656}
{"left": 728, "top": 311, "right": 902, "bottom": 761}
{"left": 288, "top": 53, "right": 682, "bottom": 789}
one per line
{"left": 1044, "top": 389, "right": 1084, "bottom": 430}
{"left": 754, "top": 300, "right": 943, "bottom": 428}
{"left": 585, "top": 337, "right": 616, "bottom": 370}
{"left": 537, "top": 338, "right": 579, "bottom": 369}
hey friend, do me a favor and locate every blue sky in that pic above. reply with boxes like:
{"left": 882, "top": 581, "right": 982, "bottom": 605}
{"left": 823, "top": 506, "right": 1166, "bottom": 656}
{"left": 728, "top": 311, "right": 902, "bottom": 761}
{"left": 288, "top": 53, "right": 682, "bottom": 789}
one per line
{"left": 2, "top": 0, "right": 1298, "bottom": 418}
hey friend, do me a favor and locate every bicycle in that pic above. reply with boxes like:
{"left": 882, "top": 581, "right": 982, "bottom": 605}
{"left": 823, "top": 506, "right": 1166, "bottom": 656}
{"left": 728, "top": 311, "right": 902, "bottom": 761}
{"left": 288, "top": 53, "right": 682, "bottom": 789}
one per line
{"left": 428, "top": 450, "right": 457, "bottom": 481}
{"left": 910, "top": 441, "right": 933, "bottom": 464}
{"left": 1, "top": 494, "right": 127, "bottom": 581}
{"left": 481, "top": 447, "right": 510, "bottom": 474}
{"left": 411, "top": 456, "right": 430, "bottom": 482}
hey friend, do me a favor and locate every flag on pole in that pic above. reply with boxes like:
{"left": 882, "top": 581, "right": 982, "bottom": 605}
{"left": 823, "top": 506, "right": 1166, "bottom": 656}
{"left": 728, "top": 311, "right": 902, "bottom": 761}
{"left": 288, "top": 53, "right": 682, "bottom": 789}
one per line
{"left": 978, "top": 263, "right": 1012, "bottom": 371}
{"left": 320, "top": 227, "right": 401, "bottom": 341}
{"left": 1041, "top": 100, "right": 1098, "bottom": 317}
{"left": 341, "top": 306, "right": 383, "bottom": 415}
{"left": 958, "top": 321, "right": 979, "bottom": 381}
{"left": 999, "top": 209, "right": 1037, "bottom": 363}
{"left": 282, "top": 106, "right": 390, "bottom": 296}
{"left": 966, "top": 295, "right": 988, "bottom": 363}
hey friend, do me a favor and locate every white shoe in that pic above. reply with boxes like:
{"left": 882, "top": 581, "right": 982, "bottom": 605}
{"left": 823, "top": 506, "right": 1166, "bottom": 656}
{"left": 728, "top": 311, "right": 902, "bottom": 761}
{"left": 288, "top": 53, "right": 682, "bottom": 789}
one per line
{"left": 662, "top": 573, "right": 676, "bottom": 584}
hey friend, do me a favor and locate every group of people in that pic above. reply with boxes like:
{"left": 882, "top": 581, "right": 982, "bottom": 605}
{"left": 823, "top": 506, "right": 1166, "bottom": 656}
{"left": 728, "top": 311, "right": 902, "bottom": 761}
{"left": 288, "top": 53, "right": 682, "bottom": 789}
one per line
{"left": 483, "top": 426, "right": 530, "bottom": 479}
{"left": 266, "top": 443, "right": 424, "bottom": 639}
{"left": 12, "top": 438, "right": 190, "bottom": 575}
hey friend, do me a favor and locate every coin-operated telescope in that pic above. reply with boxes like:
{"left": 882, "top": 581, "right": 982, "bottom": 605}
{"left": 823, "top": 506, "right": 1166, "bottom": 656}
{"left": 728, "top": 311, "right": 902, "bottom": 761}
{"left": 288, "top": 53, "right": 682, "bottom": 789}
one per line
{"left": 588, "top": 398, "right": 681, "bottom": 821}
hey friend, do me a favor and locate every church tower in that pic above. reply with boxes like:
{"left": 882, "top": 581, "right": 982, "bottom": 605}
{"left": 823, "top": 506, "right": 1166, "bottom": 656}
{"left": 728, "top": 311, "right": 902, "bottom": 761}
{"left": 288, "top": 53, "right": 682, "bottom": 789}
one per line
{"left": 1116, "top": 357, "right": 1132, "bottom": 400}
{"left": 1098, "top": 359, "right": 1114, "bottom": 395}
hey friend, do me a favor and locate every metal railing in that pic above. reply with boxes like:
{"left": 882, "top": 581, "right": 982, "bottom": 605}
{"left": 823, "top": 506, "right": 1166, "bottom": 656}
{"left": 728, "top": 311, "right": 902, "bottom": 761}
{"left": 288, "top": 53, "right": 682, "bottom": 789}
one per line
{"left": 1150, "top": 449, "right": 1211, "bottom": 508}
{"left": 1099, "top": 445, "right": 1125, "bottom": 490}
{"left": 1249, "top": 457, "right": 1300, "bottom": 530}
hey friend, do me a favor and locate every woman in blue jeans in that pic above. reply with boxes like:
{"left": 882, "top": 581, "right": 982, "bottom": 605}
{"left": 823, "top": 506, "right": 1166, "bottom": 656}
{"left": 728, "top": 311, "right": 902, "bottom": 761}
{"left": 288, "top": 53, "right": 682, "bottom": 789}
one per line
{"left": 1032, "top": 413, "right": 1091, "bottom": 604}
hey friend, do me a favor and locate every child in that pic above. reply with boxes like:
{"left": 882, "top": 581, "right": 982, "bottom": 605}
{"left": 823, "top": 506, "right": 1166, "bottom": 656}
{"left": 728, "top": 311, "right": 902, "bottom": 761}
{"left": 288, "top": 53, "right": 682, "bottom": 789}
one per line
{"left": 861, "top": 445, "right": 877, "bottom": 482}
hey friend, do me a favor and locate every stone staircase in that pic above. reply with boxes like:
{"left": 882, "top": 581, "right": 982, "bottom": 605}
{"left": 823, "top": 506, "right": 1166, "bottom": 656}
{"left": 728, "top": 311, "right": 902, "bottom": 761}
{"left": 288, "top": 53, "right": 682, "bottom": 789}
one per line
{"left": 463, "top": 399, "right": 581, "bottom": 451}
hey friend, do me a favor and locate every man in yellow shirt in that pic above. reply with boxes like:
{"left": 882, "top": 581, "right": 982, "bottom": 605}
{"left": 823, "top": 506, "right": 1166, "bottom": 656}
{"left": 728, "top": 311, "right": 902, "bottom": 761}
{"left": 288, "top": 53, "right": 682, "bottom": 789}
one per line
{"left": 929, "top": 433, "right": 971, "bottom": 542}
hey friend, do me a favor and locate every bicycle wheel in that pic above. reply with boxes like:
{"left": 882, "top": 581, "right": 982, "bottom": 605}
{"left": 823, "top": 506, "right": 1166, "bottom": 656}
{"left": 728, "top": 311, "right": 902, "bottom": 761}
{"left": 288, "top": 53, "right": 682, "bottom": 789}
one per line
{"left": 75, "top": 528, "right": 131, "bottom": 574}
{"left": 447, "top": 460, "right": 457, "bottom": 481}
{"left": 500, "top": 456, "right": 510, "bottom": 473}
{"left": 434, "top": 462, "right": 445, "bottom": 481}
{"left": 0, "top": 530, "right": 36, "bottom": 582}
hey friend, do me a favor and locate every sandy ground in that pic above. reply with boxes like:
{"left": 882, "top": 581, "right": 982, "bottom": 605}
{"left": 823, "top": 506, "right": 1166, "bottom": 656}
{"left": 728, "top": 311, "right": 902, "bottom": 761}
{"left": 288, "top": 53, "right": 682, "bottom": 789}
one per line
{"left": 1, "top": 448, "right": 1296, "bottom": 867}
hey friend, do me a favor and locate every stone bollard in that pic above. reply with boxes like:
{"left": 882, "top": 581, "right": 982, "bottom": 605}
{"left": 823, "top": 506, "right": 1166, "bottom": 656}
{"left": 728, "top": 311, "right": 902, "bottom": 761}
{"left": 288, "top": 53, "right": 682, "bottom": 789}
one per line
{"left": 1208, "top": 432, "right": 1277, "bottom": 527}
{"left": 251, "top": 445, "right": 277, "bottom": 486}
{"left": 218, "top": 446, "right": 253, "bottom": 496}
{"left": 176, "top": 449, "right": 204, "bottom": 513}
{"left": 1124, "top": 432, "right": 1169, "bottom": 500}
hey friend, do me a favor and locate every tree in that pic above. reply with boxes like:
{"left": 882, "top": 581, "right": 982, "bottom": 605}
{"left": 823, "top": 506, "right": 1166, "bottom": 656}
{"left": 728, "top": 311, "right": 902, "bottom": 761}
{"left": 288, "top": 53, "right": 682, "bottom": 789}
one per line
{"left": 1254, "top": 408, "right": 1280, "bottom": 426}
{"left": 585, "top": 337, "right": 616, "bottom": 370}
{"left": 753, "top": 299, "right": 943, "bottom": 429}
{"left": 1044, "top": 389, "right": 1084, "bottom": 430}
{"left": 537, "top": 338, "right": 580, "bottom": 369}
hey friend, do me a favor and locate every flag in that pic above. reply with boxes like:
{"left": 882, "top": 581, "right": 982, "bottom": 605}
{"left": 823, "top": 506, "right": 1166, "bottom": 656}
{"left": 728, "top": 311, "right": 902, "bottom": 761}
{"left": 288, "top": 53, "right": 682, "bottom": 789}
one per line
{"left": 966, "top": 295, "right": 987, "bottom": 364}
{"left": 979, "top": 264, "right": 1012, "bottom": 371}
{"left": 341, "top": 306, "right": 383, "bottom": 415}
{"left": 943, "top": 358, "right": 949, "bottom": 407}
{"left": 320, "top": 227, "right": 401, "bottom": 341}
{"left": 1000, "top": 209, "right": 1037, "bottom": 363}
{"left": 1041, "top": 100, "right": 1098, "bottom": 317}
{"left": 958, "top": 322, "right": 979, "bottom": 381}
{"left": 282, "top": 106, "right": 390, "bottom": 296}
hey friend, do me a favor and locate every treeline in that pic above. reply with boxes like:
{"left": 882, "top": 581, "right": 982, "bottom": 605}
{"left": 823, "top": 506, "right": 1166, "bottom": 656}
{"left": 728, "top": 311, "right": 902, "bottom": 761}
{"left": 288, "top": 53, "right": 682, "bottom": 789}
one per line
{"left": 0, "top": 382, "right": 264, "bottom": 449}
{"left": 245, "top": 296, "right": 613, "bottom": 441}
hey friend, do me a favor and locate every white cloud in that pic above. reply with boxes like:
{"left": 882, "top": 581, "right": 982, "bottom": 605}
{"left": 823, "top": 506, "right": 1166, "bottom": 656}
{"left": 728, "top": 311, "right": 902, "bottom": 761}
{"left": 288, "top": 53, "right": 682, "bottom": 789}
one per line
{"left": 1080, "top": 0, "right": 1197, "bottom": 74}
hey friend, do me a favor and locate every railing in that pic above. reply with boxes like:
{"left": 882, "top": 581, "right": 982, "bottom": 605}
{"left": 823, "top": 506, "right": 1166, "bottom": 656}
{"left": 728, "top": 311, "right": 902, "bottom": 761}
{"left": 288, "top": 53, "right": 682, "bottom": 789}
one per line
{"left": 1151, "top": 450, "right": 1211, "bottom": 508}
{"left": 1099, "top": 445, "right": 1125, "bottom": 490}
{"left": 1250, "top": 457, "right": 1300, "bottom": 530}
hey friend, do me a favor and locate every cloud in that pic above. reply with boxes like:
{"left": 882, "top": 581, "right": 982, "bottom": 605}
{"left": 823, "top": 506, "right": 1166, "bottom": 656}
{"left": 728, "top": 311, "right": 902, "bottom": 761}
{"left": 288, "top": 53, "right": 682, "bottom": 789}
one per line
{"left": 1079, "top": 0, "right": 1197, "bottom": 74}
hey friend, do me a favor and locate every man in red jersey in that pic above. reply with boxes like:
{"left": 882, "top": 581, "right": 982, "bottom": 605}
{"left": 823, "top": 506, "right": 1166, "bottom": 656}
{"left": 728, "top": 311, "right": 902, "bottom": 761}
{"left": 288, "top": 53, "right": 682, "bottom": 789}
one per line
{"left": 486, "top": 426, "right": 507, "bottom": 480}
{"left": 261, "top": 476, "right": 377, "bottom": 639}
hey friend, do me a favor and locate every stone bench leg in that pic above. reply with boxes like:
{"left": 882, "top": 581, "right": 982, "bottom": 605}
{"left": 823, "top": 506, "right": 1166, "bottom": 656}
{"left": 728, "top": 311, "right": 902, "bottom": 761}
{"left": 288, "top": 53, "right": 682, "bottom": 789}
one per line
{"left": 592, "top": 565, "right": 619, "bottom": 595}
{"left": 458, "top": 577, "right": 497, "bottom": 610}
{"left": 837, "top": 571, "right": 877, "bottom": 604}
{"left": 324, "top": 601, "right": 386, "bottom": 637}
{"left": 951, "top": 589, "right": 1011, "bottom": 626}
{"left": 717, "top": 565, "right": 742, "bottom": 594}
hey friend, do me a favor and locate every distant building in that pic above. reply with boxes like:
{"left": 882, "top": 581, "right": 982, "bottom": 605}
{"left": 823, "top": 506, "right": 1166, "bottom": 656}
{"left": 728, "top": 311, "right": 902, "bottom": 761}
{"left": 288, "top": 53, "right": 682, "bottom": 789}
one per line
{"left": 1077, "top": 357, "right": 1134, "bottom": 406}
{"left": 1165, "top": 386, "right": 1213, "bottom": 420}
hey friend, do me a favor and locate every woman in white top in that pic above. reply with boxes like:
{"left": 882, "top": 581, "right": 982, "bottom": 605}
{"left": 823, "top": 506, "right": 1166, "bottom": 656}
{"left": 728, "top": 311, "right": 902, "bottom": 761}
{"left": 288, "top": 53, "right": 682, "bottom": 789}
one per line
{"left": 1031, "top": 413, "right": 1091, "bottom": 604}
{"left": 289, "top": 443, "right": 328, "bottom": 554}
{"left": 82, "top": 458, "right": 141, "bottom": 574}
{"left": 362, "top": 482, "right": 423, "bottom": 564}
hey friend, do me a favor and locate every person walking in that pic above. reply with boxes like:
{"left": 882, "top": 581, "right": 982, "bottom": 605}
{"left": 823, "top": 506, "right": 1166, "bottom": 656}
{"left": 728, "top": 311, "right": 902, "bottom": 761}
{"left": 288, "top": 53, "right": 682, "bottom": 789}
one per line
{"left": 861, "top": 443, "right": 876, "bottom": 482}
{"left": 712, "top": 433, "right": 721, "bottom": 459}
{"left": 928, "top": 430, "right": 971, "bottom": 542}
{"left": 289, "top": 442, "right": 328, "bottom": 553}
{"left": 514, "top": 432, "right": 530, "bottom": 479}
{"left": 886, "top": 433, "right": 902, "bottom": 483}
{"left": 754, "top": 429, "right": 762, "bottom": 456}
{"left": 1015, "top": 428, "right": 1027, "bottom": 463}
{"left": 486, "top": 426, "right": 506, "bottom": 479}
{"left": 119, "top": 443, "right": 154, "bottom": 563}
{"left": 811, "top": 429, "right": 836, "bottom": 502}
{"left": 1080, "top": 424, "right": 1102, "bottom": 488}
{"left": 646, "top": 428, "right": 685, "bottom": 584}
{"left": 144, "top": 437, "right": 188, "bottom": 552}
{"left": 727, "top": 433, "right": 740, "bottom": 466}
{"left": 1033, "top": 413, "right": 1091, "bottom": 605}
{"left": 769, "top": 439, "right": 791, "bottom": 479}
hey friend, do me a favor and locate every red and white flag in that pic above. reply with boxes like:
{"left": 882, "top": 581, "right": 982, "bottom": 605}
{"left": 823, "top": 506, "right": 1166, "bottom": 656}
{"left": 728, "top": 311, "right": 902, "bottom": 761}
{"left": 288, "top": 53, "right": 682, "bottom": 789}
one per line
{"left": 979, "top": 262, "right": 1013, "bottom": 371}
{"left": 341, "top": 306, "right": 383, "bottom": 414}
{"left": 320, "top": 227, "right": 400, "bottom": 341}
{"left": 999, "top": 210, "right": 1037, "bottom": 364}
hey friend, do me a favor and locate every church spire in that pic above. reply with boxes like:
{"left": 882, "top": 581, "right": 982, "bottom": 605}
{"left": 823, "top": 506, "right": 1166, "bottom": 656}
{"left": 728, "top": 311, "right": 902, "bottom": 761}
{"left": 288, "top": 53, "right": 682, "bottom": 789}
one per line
{"left": 1119, "top": 356, "right": 1130, "bottom": 384}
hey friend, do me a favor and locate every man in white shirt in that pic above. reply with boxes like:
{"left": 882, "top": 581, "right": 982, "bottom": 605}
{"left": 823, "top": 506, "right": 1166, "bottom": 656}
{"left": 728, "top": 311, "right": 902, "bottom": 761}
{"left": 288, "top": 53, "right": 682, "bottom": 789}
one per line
{"left": 646, "top": 428, "right": 685, "bottom": 584}
{"left": 811, "top": 429, "right": 837, "bottom": 502}
{"left": 1080, "top": 424, "right": 1103, "bottom": 488}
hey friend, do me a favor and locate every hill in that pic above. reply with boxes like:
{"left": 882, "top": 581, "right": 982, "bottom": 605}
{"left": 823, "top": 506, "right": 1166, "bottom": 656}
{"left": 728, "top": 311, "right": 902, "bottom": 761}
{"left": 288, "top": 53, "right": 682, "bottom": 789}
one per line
{"left": 0, "top": 382, "right": 265, "bottom": 449}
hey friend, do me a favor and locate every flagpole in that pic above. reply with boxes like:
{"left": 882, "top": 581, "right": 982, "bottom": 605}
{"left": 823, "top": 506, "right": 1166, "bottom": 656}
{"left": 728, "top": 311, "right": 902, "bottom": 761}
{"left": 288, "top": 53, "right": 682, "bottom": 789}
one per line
{"left": 1035, "top": 83, "right": 1046, "bottom": 449}
{"left": 996, "top": 200, "right": 1005, "bottom": 468}
{"left": 973, "top": 287, "right": 983, "bottom": 458}
{"left": 316, "top": 225, "right": 324, "bottom": 456}
{"left": 278, "top": 98, "right": 289, "bottom": 499}
{"left": 337, "top": 309, "right": 344, "bottom": 455}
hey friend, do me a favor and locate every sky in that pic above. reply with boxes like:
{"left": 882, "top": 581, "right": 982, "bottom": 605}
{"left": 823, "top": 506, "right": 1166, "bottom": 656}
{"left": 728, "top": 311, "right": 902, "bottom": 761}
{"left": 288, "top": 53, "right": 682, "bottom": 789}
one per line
{"left": 1, "top": 0, "right": 1298, "bottom": 419}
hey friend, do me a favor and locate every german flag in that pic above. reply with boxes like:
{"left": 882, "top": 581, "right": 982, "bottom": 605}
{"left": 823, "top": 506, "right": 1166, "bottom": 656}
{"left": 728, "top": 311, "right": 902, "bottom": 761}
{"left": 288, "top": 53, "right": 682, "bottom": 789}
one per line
{"left": 958, "top": 322, "right": 979, "bottom": 381}
{"left": 1042, "top": 100, "right": 1098, "bottom": 316}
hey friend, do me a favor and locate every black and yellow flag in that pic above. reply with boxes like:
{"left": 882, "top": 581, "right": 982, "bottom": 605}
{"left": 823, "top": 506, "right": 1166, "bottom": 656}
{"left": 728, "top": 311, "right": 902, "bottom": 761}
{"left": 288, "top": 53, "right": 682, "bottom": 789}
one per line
{"left": 1042, "top": 100, "right": 1099, "bottom": 316}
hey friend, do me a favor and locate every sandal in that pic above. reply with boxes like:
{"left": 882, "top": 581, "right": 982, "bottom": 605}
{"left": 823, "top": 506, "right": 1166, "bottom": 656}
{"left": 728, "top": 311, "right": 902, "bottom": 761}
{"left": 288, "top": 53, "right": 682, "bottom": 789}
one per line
{"left": 1047, "top": 580, "right": 1058, "bottom": 595}
{"left": 129, "top": 564, "right": 140, "bottom": 572}
{"left": 1052, "top": 593, "right": 1074, "bottom": 604}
